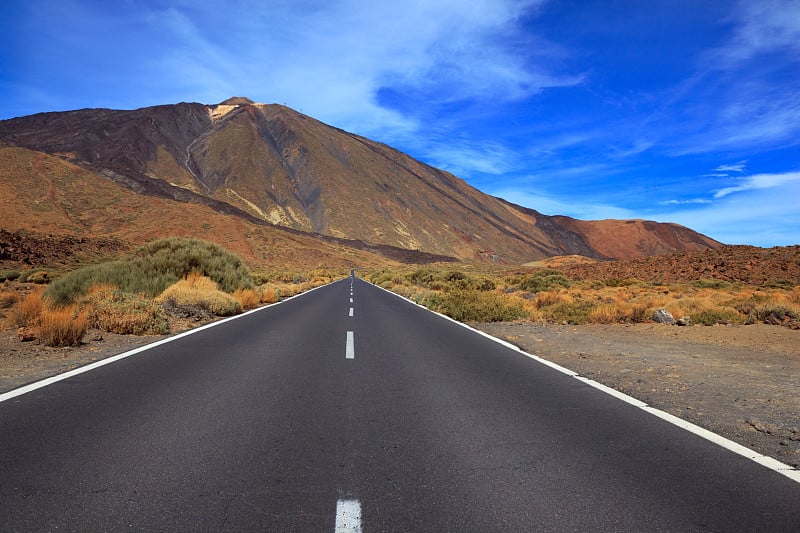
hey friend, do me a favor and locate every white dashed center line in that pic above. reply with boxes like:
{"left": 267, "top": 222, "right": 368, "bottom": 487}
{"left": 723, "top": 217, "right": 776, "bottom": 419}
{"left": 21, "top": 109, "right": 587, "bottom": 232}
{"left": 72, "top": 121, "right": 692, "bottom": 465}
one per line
{"left": 335, "top": 498, "right": 362, "bottom": 532}
{"left": 349, "top": 307, "right": 354, "bottom": 317}
{"left": 349, "top": 297, "right": 353, "bottom": 303}
{"left": 345, "top": 331, "right": 355, "bottom": 359}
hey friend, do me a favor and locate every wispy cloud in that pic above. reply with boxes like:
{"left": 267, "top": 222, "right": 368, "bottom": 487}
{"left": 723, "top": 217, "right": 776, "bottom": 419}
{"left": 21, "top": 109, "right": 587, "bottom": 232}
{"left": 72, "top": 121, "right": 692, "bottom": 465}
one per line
{"left": 422, "top": 141, "right": 520, "bottom": 177}
{"left": 659, "top": 199, "right": 713, "bottom": 206}
{"left": 708, "top": 0, "right": 800, "bottom": 66}
{"left": 131, "top": 0, "right": 572, "bottom": 140}
{"left": 714, "top": 161, "right": 747, "bottom": 173}
{"left": 714, "top": 170, "right": 800, "bottom": 198}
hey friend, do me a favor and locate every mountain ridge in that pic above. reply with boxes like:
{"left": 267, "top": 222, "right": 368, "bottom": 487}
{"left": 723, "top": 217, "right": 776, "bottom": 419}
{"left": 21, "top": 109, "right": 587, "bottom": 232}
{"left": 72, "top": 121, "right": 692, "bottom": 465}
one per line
{"left": 0, "top": 98, "right": 723, "bottom": 263}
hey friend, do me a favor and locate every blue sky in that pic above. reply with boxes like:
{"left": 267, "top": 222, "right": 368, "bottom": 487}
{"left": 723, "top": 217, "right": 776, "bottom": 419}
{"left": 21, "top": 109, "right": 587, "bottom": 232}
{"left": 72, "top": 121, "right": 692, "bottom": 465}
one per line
{"left": 2, "top": 0, "right": 799, "bottom": 246}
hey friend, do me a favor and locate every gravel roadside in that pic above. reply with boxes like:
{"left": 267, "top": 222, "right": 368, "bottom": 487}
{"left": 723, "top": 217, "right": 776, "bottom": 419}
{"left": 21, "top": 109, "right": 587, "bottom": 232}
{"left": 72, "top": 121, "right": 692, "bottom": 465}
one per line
{"left": 474, "top": 322, "right": 800, "bottom": 469}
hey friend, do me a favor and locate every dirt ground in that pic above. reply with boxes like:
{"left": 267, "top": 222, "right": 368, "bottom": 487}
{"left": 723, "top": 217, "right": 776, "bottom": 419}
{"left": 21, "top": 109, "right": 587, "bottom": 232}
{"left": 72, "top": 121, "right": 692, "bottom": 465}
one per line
{"left": 475, "top": 321, "right": 800, "bottom": 469}
{"left": 1, "top": 317, "right": 798, "bottom": 470}
{"left": 0, "top": 313, "right": 216, "bottom": 395}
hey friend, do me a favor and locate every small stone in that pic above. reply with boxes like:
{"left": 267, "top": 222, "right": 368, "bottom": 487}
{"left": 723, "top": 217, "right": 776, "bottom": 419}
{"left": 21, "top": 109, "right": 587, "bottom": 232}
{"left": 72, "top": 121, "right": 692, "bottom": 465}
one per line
{"left": 17, "top": 327, "right": 36, "bottom": 342}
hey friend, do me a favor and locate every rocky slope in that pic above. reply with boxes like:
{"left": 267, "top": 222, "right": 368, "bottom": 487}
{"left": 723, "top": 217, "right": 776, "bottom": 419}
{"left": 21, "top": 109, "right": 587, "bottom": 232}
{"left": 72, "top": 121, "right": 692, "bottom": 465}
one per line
{"left": 0, "top": 147, "right": 450, "bottom": 269}
{"left": 0, "top": 97, "right": 722, "bottom": 262}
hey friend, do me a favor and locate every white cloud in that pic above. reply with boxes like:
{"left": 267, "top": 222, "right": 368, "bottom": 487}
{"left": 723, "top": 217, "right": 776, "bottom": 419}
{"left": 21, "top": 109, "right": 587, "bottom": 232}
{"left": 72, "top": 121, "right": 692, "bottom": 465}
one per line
{"left": 423, "top": 141, "right": 519, "bottom": 176}
{"left": 713, "top": 0, "right": 800, "bottom": 65}
{"left": 714, "top": 170, "right": 800, "bottom": 198}
{"left": 490, "top": 188, "right": 639, "bottom": 220}
{"left": 714, "top": 161, "right": 747, "bottom": 173}
{"left": 130, "top": 0, "right": 570, "bottom": 140}
{"left": 659, "top": 199, "right": 713, "bottom": 206}
{"left": 656, "top": 176, "right": 800, "bottom": 246}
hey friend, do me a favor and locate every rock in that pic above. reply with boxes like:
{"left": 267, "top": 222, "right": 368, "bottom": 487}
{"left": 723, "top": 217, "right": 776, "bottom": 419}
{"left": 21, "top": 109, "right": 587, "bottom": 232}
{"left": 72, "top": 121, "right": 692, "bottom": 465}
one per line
{"left": 17, "top": 327, "right": 36, "bottom": 342}
{"left": 653, "top": 309, "right": 676, "bottom": 325}
{"left": 677, "top": 316, "right": 692, "bottom": 326}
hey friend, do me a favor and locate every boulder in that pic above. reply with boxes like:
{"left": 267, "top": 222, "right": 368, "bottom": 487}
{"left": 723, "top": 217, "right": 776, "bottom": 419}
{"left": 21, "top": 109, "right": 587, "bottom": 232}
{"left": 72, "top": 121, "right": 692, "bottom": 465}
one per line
{"left": 653, "top": 309, "right": 676, "bottom": 325}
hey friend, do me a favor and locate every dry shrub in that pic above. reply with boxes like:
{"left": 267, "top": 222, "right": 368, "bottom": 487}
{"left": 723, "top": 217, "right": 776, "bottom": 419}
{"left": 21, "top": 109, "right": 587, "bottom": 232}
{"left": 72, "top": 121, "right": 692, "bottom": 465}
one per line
{"left": 0, "top": 289, "right": 18, "bottom": 310}
{"left": 588, "top": 303, "right": 626, "bottom": 324}
{"left": 234, "top": 288, "right": 261, "bottom": 310}
{"left": 12, "top": 287, "right": 45, "bottom": 327}
{"left": 259, "top": 286, "right": 280, "bottom": 304}
{"left": 790, "top": 286, "right": 800, "bottom": 305}
{"left": 157, "top": 274, "right": 241, "bottom": 316}
{"left": 627, "top": 303, "right": 650, "bottom": 323}
{"left": 83, "top": 286, "right": 168, "bottom": 335}
{"left": 38, "top": 306, "right": 88, "bottom": 347}
{"left": 535, "top": 290, "right": 571, "bottom": 309}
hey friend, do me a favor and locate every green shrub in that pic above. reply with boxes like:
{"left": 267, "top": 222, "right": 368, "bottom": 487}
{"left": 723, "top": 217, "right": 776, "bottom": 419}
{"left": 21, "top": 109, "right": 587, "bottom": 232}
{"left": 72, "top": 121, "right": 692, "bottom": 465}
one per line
{"left": 517, "top": 270, "right": 571, "bottom": 292}
{"left": 45, "top": 238, "right": 253, "bottom": 306}
{"left": 433, "top": 290, "right": 527, "bottom": 322}
{"left": 0, "top": 270, "right": 20, "bottom": 282}
{"left": 541, "top": 301, "right": 593, "bottom": 324}
{"left": 690, "top": 279, "right": 731, "bottom": 290}
{"left": 691, "top": 308, "right": 745, "bottom": 326}
{"left": 132, "top": 238, "right": 253, "bottom": 293}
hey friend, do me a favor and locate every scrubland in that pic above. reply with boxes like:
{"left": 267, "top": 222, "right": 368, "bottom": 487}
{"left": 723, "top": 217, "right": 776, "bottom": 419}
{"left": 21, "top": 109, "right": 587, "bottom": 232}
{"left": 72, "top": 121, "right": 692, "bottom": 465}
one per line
{"left": 365, "top": 265, "right": 800, "bottom": 329}
{"left": 1, "top": 237, "right": 341, "bottom": 347}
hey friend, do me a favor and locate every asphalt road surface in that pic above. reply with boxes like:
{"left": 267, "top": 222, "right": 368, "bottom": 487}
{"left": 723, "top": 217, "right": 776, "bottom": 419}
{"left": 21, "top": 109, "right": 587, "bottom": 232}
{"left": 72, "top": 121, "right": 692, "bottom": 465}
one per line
{"left": 1, "top": 276, "right": 799, "bottom": 531}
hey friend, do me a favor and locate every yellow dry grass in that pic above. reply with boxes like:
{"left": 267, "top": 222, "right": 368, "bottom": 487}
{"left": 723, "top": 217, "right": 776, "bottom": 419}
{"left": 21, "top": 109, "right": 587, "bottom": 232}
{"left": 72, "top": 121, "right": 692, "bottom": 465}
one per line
{"left": 38, "top": 306, "right": 88, "bottom": 347}
{"left": 233, "top": 288, "right": 261, "bottom": 310}
{"left": 11, "top": 286, "right": 45, "bottom": 327}
{"left": 156, "top": 273, "right": 241, "bottom": 316}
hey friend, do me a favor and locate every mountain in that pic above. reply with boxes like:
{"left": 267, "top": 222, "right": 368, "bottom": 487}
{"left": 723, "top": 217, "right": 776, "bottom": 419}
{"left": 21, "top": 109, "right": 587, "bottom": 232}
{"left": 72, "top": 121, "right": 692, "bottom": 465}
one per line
{"left": 0, "top": 98, "right": 722, "bottom": 263}
{"left": 0, "top": 147, "right": 451, "bottom": 269}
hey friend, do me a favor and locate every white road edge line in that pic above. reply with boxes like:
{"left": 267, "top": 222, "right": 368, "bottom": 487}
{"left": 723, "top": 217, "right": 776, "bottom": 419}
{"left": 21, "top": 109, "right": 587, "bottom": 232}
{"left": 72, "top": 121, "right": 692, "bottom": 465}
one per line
{"left": 346, "top": 331, "right": 355, "bottom": 359}
{"left": 335, "top": 498, "right": 362, "bottom": 532}
{"left": 370, "top": 282, "right": 800, "bottom": 484}
{"left": 0, "top": 281, "right": 337, "bottom": 404}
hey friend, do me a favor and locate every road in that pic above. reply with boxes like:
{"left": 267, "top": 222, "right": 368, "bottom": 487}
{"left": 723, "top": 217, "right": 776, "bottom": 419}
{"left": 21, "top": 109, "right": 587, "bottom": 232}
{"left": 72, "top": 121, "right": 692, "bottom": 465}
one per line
{"left": 1, "top": 276, "right": 799, "bottom": 531}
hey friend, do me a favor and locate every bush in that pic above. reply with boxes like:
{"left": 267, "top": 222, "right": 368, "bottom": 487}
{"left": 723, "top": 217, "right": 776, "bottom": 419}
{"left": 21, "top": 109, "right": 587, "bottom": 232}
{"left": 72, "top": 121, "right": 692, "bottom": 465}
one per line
{"left": 234, "top": 288, "right": 261, "bottom": 310}
{"left": 517, "top": 270, "right": 571, "bottom": 292}
{"left": 19, "top": 269, "right": 49, "bottom": 283}
{"left": 0, "top": 270, "right": 20, "bottom": 282}
{"left": 0, "top": 289, "right": 18, "bottom": 310}
{"left": 26, "top": 271, "right": 50, "bottom": 284}
{"left": 81, "top": 286, "right": 168, "bottom": 335}
{"left": 38, "top": 307, "right": 88, "bottom": 347}
{"left": 541, "top": 301, "right": 593, "bottom": 324}
{"left": 690, "top": 279, "right": 731, "bottom": 290}
{"left": 12, "top": 288, "right": 44, "bottom": 327}
{"left": 259, "top": 286, "right": 281, "bottom": 304}
{"left": 691, "top": 308, "right": 745, "bottom": 326}
{"left": 747, "top": 304, "right": 799, "bottom": 325}
{"left": 45, "top": 238, "right": 253, "bottom": 306}
{"left": 131, "top": 238, "right": 253, "bottom": 293}
{"left": 588, "top": 303, "right": 626, "bottom": 324}
{"left": 156, "top": 273, "right": 241, "bottom": 316}
{"left": 434, "top": 290, "right": 527, "bottom": 322}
